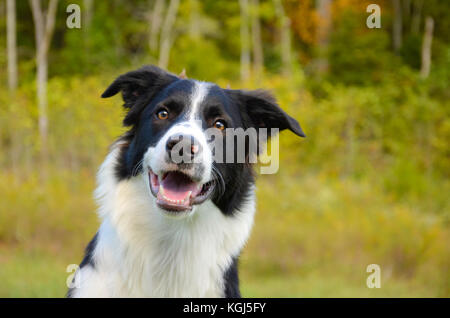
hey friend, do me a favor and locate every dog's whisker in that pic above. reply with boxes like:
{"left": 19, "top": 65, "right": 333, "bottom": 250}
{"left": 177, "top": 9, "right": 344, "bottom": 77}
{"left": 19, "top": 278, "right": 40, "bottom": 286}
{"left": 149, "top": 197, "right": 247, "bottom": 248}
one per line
{"left": 132, "top": 159, "right": 144, "bottom": 177}
{"left": 211, "top": 165, "right": 226, "bottom": 199}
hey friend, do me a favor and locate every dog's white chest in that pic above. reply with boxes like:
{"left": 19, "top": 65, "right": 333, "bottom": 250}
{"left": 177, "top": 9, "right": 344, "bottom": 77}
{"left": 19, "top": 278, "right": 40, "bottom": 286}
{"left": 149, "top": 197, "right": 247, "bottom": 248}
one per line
{"left": 72, "top": 175, "right": 255, "bottom": 297}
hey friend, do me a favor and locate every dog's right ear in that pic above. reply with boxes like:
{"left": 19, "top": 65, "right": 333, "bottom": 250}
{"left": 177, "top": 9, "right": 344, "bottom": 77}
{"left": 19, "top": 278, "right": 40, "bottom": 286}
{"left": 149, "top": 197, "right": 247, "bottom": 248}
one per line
{"left": 101, "top": 65, "right": 178, "bottom": 126}
{"left": 101, "top": 65, "right": 178, "bottom": 108}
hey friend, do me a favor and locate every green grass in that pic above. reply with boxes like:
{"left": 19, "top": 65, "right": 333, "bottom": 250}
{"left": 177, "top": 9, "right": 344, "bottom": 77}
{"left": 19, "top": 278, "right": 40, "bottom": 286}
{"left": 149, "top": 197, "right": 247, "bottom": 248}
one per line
{"left": 0, "top": 171, "right": 448, "bottom": 297}
{"left": 241, "top": 273, "right": 435, "bottom": 298}
{"left": 0, "top": 251, "right": 435, "bottom": 298}
{"left": 0, "top": 248, "right": 68, "bottom": 297}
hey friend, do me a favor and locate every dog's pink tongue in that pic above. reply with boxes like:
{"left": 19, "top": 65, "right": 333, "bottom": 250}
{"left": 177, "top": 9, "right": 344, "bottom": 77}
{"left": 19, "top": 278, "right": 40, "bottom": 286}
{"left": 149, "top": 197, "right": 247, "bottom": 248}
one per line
{"left": 159, "top": 172, "right": 201, "bottom": 201}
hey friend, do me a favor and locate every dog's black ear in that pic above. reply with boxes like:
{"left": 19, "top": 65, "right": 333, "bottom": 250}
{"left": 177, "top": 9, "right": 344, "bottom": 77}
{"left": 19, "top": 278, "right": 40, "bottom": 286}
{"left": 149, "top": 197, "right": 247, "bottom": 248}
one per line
{"left": 101, "top": 65, "right": 178, "bottom": 104}
{"left": 101, "top": 65, "right": 178, "bottom": 126}
{"left": 228, "top": 89, "right": 305, "bottom": 137}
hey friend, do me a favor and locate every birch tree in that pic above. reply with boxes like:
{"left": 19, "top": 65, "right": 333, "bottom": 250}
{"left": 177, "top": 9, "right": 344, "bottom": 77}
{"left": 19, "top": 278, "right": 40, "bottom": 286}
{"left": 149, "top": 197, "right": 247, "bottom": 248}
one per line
{"left": 149, "top": 0, "right": 165, "bottom": 53}
{"left": 420, "top": 16, "right": 434, "bottom": 78}
{"left": 239, "top": 0, "right": 251, "bottom": 81}
{"left": 316, "top": 0, "right": 331, "bottom": 74}
{"left": 393, "top": 0, "right": 403, "bottom": 52}
{"left": 188, "top": 0, "right": 201, "bottom": 39}
{"left": 83, "top": 0, "right": 93, "bottom": 30}
{"left": 158, "top": 0, "right": 179, "bottom": 69}
{"left": 30, "top": 0, "right": 58, "bottom": 160}
{"left": 273, "top": 0, "right": 292, "bottom": 76}
{"left": 7, "top": 0, "right": 18, "bottom": 92}
{"left": 250, "top": 0, "right": 263, "bottom": 77}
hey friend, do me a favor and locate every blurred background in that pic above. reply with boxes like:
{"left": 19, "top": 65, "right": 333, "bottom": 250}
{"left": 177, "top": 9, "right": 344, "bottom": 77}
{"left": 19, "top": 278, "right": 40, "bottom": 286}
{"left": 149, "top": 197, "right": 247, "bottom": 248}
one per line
{"left": 0, "top": 0, "right": 449, "bottom": 297}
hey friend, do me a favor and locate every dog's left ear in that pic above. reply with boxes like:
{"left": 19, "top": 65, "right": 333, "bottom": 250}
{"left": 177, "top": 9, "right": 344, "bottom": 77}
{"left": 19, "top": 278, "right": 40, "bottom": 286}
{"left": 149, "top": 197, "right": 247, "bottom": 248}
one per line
{"left": 101, "top": 65, "right": 178, "bottom": 126}
{"left": 227, "top": 89, "right": 306, "bottom": 137}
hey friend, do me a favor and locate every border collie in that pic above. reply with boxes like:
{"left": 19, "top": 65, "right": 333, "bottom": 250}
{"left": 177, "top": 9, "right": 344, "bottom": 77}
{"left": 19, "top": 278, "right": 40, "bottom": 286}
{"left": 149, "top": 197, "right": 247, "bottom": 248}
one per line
{"left": 67, "top": 65, "right": 304, "bottom": 298}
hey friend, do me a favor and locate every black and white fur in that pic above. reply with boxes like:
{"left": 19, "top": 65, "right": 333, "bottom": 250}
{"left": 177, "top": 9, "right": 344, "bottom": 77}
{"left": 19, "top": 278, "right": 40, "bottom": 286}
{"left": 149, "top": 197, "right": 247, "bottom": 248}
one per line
{"left": 68, "top": 65, "right": 304, "bottom": 298}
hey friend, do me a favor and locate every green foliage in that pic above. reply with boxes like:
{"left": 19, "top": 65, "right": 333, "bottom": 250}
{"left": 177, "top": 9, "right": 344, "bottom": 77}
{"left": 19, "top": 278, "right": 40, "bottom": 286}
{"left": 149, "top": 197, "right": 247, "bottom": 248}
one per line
{"left": 170, "top": 36, "right": 239, "bottom": 81}
{"left": 241, "top": 173, "right": 450, "bottom": 297}
{"left": 0, "top": 0, "right": 448, "bottom": 297}
{"left": 327, "top": 9, "right": 397, "bottom": 85}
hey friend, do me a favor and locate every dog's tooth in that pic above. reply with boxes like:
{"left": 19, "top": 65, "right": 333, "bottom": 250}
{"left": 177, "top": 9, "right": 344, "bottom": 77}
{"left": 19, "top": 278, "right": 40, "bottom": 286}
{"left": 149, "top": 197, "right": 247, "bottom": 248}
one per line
{"left": 160, "top": 186, "right": 165, "bottom": 195}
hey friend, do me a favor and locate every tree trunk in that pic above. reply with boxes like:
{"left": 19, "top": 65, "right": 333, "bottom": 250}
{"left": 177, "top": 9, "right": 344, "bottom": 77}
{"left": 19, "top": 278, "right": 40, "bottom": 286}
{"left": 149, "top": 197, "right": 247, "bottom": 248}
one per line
{"left": 30, "top": 0, "right": 58, "bottom": 161}
{"left": 7, "top": 0, "right": 18, "bottom": 92}
{"left": 403, "top": 0, "right": 411, "bottom": 19}
{"left": 316, "top": 0, "right": 331, "bottom": 74}
{"left": 83, "top": 0, "right": 93, "bottom": 29}
{"left": 410, "top": 0, "right": 423, "bottom": 34}
{"left": 345, "top": 105, "right": 355, "bottom": 176}
{"left": 393, "top": 0, "right": 402, "bottom": 52}
{"left": 239, "top": 0, "right": 251, "bottom": 81}
{"left": 6, "top": 0, "right": 19, "bottom": 179}
{"left": 273, "top": 0, "right": 292, "bottom": 77}
{"left": 189, "top": 0, "right": 201, "bottom": 39}
{"left": 420, "top": 16, "right": 434, "bottom": 79}
{"left": 36, "top": 49, "right": 48, "bottom": 157}
{"left": 149, "top": 0, "right": 164, "bottom": 53}
{"left": 158, "top": 0, "right": 179, "bottom": 69}
{"left": 250, "top": 0, "right": 263, "bottom": 77}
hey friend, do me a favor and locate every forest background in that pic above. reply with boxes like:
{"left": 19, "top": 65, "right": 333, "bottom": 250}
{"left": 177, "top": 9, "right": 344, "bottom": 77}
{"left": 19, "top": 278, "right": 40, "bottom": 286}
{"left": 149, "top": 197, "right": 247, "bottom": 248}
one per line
{"left": 0, "top": 0, "right": 448, "bottom": 297}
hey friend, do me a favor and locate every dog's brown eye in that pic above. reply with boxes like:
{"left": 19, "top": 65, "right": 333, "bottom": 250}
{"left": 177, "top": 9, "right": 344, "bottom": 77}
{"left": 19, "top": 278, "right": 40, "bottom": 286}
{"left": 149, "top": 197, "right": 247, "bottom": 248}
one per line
{"left": 157, "top": 109, "right": 169, "bottom": 120}
{"left": 214, "top": 120, "right": 226, "bottom": 131}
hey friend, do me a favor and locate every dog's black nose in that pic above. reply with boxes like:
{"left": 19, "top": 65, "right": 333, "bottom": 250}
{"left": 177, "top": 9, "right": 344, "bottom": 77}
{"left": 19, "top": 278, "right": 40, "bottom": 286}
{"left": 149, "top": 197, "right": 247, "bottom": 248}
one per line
{"left": 166, "top": 134, "right": 202, "bottom": 163}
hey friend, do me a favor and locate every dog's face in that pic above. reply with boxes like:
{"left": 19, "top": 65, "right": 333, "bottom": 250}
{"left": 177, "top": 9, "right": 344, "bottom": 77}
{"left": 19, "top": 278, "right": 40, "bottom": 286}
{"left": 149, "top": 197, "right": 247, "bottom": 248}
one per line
{"left": 102, "top": 65, "right": 304, "bottom": 218}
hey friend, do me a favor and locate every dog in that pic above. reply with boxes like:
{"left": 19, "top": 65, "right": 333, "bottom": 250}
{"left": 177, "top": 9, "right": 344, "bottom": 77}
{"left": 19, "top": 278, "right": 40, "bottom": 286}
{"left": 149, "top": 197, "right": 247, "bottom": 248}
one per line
{"left": 67, "top": 65, "right": 305, "bottom": 297}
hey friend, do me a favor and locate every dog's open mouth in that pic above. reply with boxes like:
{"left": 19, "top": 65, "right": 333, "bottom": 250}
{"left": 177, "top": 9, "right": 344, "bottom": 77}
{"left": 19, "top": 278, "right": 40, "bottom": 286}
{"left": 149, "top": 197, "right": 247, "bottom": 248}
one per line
{"left": 149, "top": 170, "right": 214, "bottom": 212}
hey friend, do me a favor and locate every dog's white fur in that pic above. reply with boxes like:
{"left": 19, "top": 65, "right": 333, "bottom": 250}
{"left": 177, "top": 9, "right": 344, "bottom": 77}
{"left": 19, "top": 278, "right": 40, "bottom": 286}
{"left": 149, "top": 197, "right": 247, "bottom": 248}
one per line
{"left": 147, "top": 120, "right": 213, "bottom": 185}
{"left": 71, "top": 141, "right": 256, "bottom": 297}
{"left": 189, "top": 82, "right": 212, "bottom": 121}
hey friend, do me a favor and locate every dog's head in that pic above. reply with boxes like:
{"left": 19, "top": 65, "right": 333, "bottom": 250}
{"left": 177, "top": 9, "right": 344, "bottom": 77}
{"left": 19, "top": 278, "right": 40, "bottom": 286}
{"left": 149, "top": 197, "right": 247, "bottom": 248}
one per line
{"left": 102, "top": 65, "right": 305, "bottom": 217}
